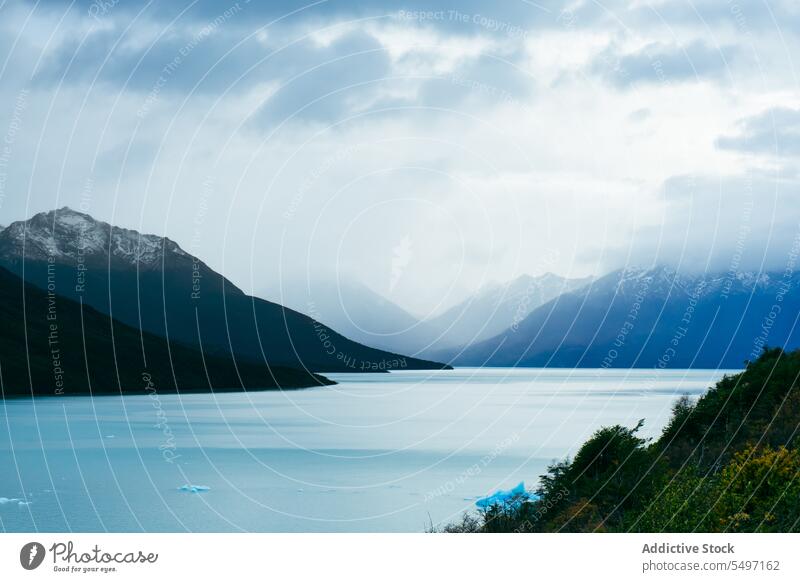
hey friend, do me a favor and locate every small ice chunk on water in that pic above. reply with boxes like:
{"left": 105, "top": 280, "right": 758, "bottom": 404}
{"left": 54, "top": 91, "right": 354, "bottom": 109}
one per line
{"left": 179, "top": 485, "right": 210, "bottom": 493}
{"left": 0, "top": 497, "right": 21, "bottom": 504}
{"left": 18, "top": 501, "right": 31, "bottom": 507}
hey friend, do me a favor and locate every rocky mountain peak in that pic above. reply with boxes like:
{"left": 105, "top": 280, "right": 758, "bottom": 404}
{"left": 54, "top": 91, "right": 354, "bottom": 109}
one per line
{"left": 0, "top": 207, "right": 189, "bottom": 269}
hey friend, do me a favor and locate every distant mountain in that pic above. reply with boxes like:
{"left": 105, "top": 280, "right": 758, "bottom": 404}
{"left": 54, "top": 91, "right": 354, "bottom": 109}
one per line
{"left": 260, "top": 273, "right": 594, "bottom": 357}
{"left": 0, "top": 265, "right": 332, "bottom": 396}
{"left": 421, "top": 273, "right": 593, "bottom": 350}
{"left": 442, "top": 266, "right": 800, "bottom": 369}
{"left": 0, "top": 208, "right": 450, "bottom": 373}
{"left": 260, "top": 278, "right": 438, "bottom": 355}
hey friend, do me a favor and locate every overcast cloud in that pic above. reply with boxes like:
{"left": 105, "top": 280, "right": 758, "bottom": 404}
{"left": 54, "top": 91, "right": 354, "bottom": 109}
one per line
{"left": 1, "top": 0, "right": 799, "bottom": 315}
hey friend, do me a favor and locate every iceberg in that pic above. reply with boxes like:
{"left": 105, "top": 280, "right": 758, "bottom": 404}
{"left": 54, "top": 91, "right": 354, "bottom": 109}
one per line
{"left": 475, "top": 482, "right": 537, "bottom": 509}
{"left": 179, "top": 485, "right": 210, "bottom": 493}
{"left": 0, "top": 497, "right": 21, "bottom": 505}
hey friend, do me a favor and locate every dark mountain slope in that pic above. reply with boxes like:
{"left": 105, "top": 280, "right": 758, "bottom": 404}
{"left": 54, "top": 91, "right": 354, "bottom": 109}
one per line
{"left": 0, "top": 265, "right": 332, "bottom": 396}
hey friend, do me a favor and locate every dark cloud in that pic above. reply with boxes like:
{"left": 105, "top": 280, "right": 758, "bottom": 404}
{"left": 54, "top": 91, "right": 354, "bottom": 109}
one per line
{"left": 32, "top": 0, "right": 562, "bottom": 32}
{"left": 250, "top": 30, "right": 392, "bottom": 128}
{"left": 29, "top": 6, "right": 272, "bottom": 93}
{"left": 21, "top": 0, "right": 538, "bottom": 122}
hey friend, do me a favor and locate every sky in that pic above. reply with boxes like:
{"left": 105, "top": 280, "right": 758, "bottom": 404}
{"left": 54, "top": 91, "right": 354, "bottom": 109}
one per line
{"left": 0, "top": 0, "right": 799, "bottom": 316}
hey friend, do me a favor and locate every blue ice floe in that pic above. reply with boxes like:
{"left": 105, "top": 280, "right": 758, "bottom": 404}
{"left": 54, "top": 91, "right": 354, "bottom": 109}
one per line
{"left": 179, "top": 485, "right": 210, "bottom": 493}
{"left": 0, "top": 497, "right": 31, "bottom": 508}
{"left": 475, "top": 482, "right": 537, "bottom": 509}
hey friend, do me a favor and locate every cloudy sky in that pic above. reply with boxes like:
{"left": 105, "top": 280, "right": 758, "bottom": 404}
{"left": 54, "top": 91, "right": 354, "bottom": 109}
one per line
{"left": 0, "top": 0, "right": 799, "bottom": 316}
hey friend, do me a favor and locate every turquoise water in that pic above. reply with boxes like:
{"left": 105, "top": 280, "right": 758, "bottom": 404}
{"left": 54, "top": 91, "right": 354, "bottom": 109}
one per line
{"left": 0, "top": 368, "right": 733, "bottom": 532}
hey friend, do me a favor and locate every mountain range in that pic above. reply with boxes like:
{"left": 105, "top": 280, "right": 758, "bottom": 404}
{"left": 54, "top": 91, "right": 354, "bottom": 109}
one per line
{"left": 261, "top": 273, "right": 593, "bottom": 357}
{"left": 0, "top": 208, "right": 449, "bottom": 387}
{"left": 439, "top": 266, "right": 800, "bottom": 369}
{"left": 4, "top": 207, "right": 797, "bottom": 382}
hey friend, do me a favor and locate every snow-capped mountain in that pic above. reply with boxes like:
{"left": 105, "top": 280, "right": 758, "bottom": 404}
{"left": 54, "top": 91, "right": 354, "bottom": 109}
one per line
{"left": 0, "top": 207, "right": 191, "bottom": 271}
{"left": 601, "top": 265, "right": 782, "bottom": 299}
{"left": 440, "top": 266, "right": 800, "bottom": 369}
{"left": 421, "top": 273, "right": 593, "bottom": 350}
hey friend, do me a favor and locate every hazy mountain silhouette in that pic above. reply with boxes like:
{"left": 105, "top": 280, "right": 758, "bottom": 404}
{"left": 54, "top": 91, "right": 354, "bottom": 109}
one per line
{"left": 260, "top": 278, "right": 438, "bottom": 356}
{"left": 0, "top": 208, "right": 450, "bottom": 374}
{"left": 260, "top": 273, "right": 594, "bottom": 357}
{"left": 0, "top": 265, "right": 332, "bottom": 396}
{"left": 421, "top": 273, "right": 593, "bottom": 351}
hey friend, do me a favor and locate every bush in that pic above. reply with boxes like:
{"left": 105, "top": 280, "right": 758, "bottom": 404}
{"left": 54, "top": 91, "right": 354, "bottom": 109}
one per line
{"left": 712, "top": 445, "right": 800, "bottom": 532}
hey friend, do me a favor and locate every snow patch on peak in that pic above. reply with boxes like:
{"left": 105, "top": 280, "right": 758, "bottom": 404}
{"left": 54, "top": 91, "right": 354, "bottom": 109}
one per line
{"left": 594, "top": 265, "right": 795, "bottom": 300}
{"left": 0, "top": 207, "right": 193, "bottom": 269}
{"left": 53, "top": 207, "right": 93, "bottom": 226}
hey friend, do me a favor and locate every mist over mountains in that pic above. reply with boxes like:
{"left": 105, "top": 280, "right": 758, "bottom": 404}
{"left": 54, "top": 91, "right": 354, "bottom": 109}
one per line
{"left": 261, "top": 272, "right": 593, "bottom": 357}
{"left": 260, "top": 262, "right": 800, "bottom": 370}
{"left": 263, "top": 263, "right": 800, "bottom": 370}
{"left": 261, "top": 278, "right": 431, "bottom": 355}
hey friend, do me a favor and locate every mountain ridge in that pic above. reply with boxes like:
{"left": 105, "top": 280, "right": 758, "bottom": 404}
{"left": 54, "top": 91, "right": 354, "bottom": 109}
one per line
{"left": 0, "top": 265, "right": 333, "bottom": 396}
{"left": 0, "top": 207, "right": 207, "bottom": 274}
{"left": 439, "top": 265, "right": 800, "bottom": 369}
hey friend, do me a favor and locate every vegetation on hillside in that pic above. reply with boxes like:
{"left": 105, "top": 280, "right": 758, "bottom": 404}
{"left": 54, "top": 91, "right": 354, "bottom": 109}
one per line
{"left": 440, "top": 347, "right": 800, "bottom": 532}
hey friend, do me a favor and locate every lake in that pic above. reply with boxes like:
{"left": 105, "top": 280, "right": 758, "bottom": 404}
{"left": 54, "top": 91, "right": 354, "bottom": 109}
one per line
{"left": 0, "top": 368, "right": 734, "bottom": 532}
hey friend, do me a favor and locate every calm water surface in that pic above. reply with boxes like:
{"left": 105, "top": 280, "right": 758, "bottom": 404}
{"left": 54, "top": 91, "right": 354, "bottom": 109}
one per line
{"left": 0, "top": 368, "right": 735, "bottom": 532}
